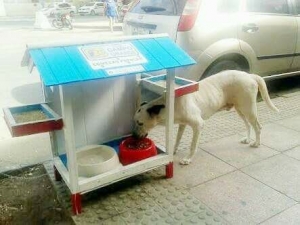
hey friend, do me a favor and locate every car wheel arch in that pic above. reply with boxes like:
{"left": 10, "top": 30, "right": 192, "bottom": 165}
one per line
{"left": 193, "top": 38, "right": 256, "bottom": 80}
{"left": 201, "top": 53, "right": 250, "bottom": 79}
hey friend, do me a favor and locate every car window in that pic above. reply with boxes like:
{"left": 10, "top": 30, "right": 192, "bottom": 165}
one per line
{"left": 217, "top": 0, "right": 240, "bottom": 13}
{"left": 96, "top": 3, "right": 103, "bottom": 7}
{"left": 86, "top": 3, "right": 95, "bottom": 6}
{"left": 246, "top": 0, "right": 289, "bottom": 14}
{"left": 130, "top": 0, "right": 177, "bottom": 15}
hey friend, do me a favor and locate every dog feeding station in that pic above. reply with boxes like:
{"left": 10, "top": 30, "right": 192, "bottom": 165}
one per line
{"left": 3, "top": 34, "right": 198, "bottom": 214}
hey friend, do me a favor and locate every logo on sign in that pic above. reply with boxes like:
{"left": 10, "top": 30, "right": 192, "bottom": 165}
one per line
{"left": 79, "top": 42, "right": 147, "bottom": 70}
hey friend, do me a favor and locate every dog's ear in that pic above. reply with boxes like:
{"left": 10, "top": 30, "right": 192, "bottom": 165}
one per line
{"left": 147, "top": 104, "right": 165, "bottom": 117}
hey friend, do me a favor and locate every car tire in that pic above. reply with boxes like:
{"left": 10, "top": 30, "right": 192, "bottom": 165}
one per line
{"left": 202, "top": 60, "right": 243, "bottom": 79}
{"left": 90, "top": 10, "right": 95, "bottom": 16}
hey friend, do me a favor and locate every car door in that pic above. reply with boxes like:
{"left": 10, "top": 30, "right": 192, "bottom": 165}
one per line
{"left": 238, "top": 0, "right": 297, "bottom": 76}
{"left": 290, "top": 0, "right": 300, "bottom": 71}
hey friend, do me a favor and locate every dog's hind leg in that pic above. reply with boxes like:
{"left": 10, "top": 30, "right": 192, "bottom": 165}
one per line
{"left": 174, "top": 124, "right": 186, "bottom": 155}
{"left": 235, "top": 108, "right": 251, "bottom": 144}
{"left": 249, "top": 117, "right": 262, "bottom": 148}
{"left": 241, "top": 104, "right": 262, "bottom": 148}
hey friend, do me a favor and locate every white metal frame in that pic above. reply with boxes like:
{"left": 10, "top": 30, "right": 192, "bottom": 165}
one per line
{"left": 51, "top": 70, "right": 175, "bottom": 195}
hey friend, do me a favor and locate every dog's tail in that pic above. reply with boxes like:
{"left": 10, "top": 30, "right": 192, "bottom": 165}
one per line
{"left": 252, "top": 75, "right": 279, "bottom": 112}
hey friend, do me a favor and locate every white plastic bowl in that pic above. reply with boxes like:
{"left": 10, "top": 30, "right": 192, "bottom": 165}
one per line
{"left": 77, "top": 145, "right": 121, "bottom": 177}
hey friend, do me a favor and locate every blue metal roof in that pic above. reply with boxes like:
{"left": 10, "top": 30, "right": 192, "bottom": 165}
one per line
{"left": 28, "top": 35, "right": 196, "bottom": 86}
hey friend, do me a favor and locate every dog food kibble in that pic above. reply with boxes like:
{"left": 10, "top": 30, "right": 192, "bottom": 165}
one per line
{"left": 13, "top": 110, "right": 48, "bottom": 123}
{"left": 126, "top": 140, "right": 151, "bottom": 150}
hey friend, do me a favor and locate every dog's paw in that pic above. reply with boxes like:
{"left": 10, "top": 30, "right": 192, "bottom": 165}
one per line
{"left": 180, "top": 158, "right": 191, "bottom": 165}
{"left": 250, "top": 141, "right": 260, "bottom": 148}
{"left": 240, "top": 137, "right": 250, "bottom": 144}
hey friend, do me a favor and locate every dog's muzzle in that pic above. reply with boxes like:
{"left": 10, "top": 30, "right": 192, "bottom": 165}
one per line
{"left": 132, "top": 126, "right": 148, "bottom": 139}
{"left": 132, "top": 130, "right": 148, "bottom": 139}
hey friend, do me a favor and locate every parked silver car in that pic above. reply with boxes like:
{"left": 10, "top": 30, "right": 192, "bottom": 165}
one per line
{"left": 123, "top": 0, "right": 300, "bottom": 81}
{"left": 41, "top": 2, "right": 77, "bottom": 17}
{"left": 78, "top": 2, "right": 105, "bottom": 16}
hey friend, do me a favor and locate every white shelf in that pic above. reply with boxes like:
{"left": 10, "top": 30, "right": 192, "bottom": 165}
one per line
{"left": 53, "top": 145, "right": 170, "bottom": 194}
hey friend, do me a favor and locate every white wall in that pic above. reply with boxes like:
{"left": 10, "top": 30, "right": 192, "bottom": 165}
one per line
{"left": 0, "top": 0, "right": 7, "bottom": 16}
{"left": 4, "top": 3, "right": 42, "bottom": 16}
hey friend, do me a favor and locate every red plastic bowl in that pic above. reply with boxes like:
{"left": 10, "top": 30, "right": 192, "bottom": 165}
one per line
{"left": 119, "top": 137, "right": 157, "bottom": 165}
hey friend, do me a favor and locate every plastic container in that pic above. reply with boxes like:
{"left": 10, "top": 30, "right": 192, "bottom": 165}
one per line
{"left": 119, "top": 137, "right": 157, "bottom": 165}
{"left": 77, "top": 145, "right": 121, "bottom": 177}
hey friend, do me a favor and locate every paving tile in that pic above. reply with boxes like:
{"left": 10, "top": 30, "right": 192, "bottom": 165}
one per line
{"left": 185, "top": 211, "right": 230, "bottom": 225}
{"left": 154, "top": 193, "right": 228, "bottom": 225}
{"left": 190, "top": 171, "right": 295, "bottom": 225}
{"left": 97, "top": 215, "right": 127, "bottom": 225}
{"left": 249, "top": 123, "right": 300, "bottom": 152}
{"left": 260, "top": 204, "right": 300, "bottom": 225}
{"left": 242, "top": 154, "right": 300, "bottom": 201}
{"left": 279, "top": 91, "right": 300, "bottom": 98}
{"left": 284, "top": 145, "right": 300, "bottom": 161}
{"left": 120, "top": 204, "right": 175, "bottom": 225}
{"left": 172, "top": 150, "right": 235, "bottom": 188}
{"left": 108, "top": 187, "right": 154, "bottom": 214}
{"left": 141, "top": 177, "right": 190, "bottom": 200}
{"left": 274, "top": 115, "right": 300, "bottom": 132}
{"left": 200, "top": 134, "right": 279, "bottom": 169}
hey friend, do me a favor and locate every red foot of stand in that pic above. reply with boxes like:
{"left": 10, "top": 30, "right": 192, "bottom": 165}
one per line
{"left": 53, "top": 165, "right": 62, "bottom": 181}
{"left": 72, "top": 193, "right": 82, "bottom": 215}
{"left": 166, "top": 162, "right": 173, "bottom": 178}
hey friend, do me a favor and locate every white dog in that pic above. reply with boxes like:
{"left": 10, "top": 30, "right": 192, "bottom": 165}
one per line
{"left": 133, "top": 70, "right": 279, "bottom": 165}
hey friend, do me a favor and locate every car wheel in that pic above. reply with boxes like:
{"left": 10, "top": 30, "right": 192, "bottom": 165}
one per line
{"left": 90, "top": 10, "right": 95, "bottom": 16}
{"left": 202, "top": 60, "right": 243, "bottom": 79}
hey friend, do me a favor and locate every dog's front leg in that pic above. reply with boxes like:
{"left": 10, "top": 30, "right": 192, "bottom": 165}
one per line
{"left": 180, "top": 121, "right": 203, "bottom": 165}
{"left": 174, "top": 124, "right": 186, "bottom": 155}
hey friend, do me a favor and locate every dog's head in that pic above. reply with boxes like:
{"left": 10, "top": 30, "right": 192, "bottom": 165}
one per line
{"left": 132, "top": 102, "right": 165, "bottom": 139}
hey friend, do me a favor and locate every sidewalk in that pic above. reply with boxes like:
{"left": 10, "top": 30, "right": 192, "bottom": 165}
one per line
{"left": 45, "top": 90, "right": 300, "bottom": 225}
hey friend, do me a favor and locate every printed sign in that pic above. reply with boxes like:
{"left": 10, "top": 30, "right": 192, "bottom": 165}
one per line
{"left": 79, "top": 43, "right": 148, "bottom": 72}
{"left": 106, "top": 65, "right": 145, "bottom": 76}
